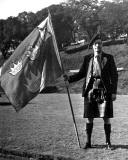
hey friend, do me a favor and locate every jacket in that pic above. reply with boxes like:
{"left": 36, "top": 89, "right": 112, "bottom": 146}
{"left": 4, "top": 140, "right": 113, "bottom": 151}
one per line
{"left": 68, "top": 52, "right": 118, "bottom": 97}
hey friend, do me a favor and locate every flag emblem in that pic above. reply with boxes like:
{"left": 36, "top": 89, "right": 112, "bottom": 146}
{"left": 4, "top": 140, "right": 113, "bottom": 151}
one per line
{"left": 9, "top": 60, "right": 22, "bottom": 76}
{"left": 26, "top": 45, "right": 40, "bottom": 61}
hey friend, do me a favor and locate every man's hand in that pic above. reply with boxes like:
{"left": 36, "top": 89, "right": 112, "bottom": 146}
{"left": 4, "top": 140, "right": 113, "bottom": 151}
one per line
{"left": 57, "top": 74, "right": 69, "bottom": 87}
{"left": 63, "top": 74, "right": 69, "bottom": 81}
{"left": 112, "top": 94, "right": 116, "bottom": 101}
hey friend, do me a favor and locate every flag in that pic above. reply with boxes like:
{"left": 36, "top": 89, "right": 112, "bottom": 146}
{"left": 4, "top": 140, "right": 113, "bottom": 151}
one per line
{"left": 0, "top": 15, "right": 62, "bottom": 111}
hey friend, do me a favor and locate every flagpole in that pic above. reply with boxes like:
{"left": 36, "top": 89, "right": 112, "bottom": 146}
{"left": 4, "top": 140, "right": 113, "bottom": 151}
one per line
{"left": 64, "top": 82, "right": 81, "bottom": 148}
{"left": 48, "top": 9, "right": 81, "bottom": 148}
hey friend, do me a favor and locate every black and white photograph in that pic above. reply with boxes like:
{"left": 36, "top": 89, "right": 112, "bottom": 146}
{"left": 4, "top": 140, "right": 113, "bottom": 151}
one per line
{"left": 0, "top": 0, "right": 128, "bottom": 159}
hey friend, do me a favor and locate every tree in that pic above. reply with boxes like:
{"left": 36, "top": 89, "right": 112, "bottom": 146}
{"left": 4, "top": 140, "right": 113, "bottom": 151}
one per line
{"left": 99, "top": 0, "right": 128, "bottom": 40}
{"left": 52, "top": 13, "right": 74, "bottom": 48}
{"left": 48, "top": 5, "right": 74, "bottom": 48}
{"left": 0, "top": 17, "right": 22, "bottom": 57}
{"left": 62, "top": 0, "right": 101, "bottom": 41}
{"left": 18, "top": 12, "right": 38, "bottom": 33}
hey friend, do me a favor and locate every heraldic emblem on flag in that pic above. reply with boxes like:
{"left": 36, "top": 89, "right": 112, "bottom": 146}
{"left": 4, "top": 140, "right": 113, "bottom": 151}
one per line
{"left": 0, "top": 14, "right": 63, "bottom": 111}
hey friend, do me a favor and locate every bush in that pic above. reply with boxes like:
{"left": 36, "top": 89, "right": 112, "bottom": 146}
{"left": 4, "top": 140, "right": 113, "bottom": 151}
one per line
{"left": 65, "top": 39, "right": 126, "bottom": 54}
{"left": 103, "top": 39, "right": 125, "bottom": 46}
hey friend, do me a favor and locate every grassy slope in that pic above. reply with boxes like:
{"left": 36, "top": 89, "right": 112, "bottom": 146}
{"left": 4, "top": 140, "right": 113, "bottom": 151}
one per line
{"left": 59, "top": 44, "right": 128, "bottom": 95}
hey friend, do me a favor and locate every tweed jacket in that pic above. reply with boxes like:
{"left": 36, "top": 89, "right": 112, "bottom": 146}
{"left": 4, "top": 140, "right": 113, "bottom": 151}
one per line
{"left": 68, "top": 52, "right": 118, "bottom": 97}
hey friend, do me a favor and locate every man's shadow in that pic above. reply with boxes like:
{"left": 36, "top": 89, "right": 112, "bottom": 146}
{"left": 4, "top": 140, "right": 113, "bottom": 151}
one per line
{"left": 92, "top": 144, "right": 128, "bottom": 150}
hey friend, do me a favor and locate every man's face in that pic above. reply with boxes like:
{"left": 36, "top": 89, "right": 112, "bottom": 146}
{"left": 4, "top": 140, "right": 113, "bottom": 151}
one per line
{"left": 92, "top": 39, "right": 102, "bottom": 56}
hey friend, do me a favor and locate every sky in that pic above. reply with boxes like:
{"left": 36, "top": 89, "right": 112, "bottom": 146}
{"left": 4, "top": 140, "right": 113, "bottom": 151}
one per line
{"left": 0, "top": 0, "right": 66, "bottom": 19}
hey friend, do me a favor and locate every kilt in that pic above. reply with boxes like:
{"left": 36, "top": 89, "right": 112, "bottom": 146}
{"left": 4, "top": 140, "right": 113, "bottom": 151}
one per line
{"left": 83, "top": 96, "right": 113, "bottom": 118}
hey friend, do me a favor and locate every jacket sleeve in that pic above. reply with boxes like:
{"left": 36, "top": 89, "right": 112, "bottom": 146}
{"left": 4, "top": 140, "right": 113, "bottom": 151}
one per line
{"left": 109, "top": 55, "right": 118, "bottom": 94}
{"left": 68, "top": 56, "right": 86, "bottom": 83}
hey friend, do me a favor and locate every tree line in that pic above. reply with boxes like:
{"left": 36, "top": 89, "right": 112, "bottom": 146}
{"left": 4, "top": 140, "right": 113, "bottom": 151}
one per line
{"left": 0, "top": 0, "right": 128, "bottom": 58}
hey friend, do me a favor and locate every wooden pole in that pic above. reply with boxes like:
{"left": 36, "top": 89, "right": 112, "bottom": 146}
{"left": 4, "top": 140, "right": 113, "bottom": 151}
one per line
{"left": 48, "top": 9, "right": 81, "bottom": 148}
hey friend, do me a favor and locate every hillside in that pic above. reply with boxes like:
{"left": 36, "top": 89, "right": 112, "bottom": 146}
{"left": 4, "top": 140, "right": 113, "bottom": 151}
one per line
{"left": 55, "top": 44, "right": 128, "bottom": 95}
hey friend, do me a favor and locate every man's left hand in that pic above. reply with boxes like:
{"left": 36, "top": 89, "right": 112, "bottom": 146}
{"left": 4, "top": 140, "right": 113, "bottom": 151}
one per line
{"left": 112, "top": 94, "right": 116, "bottom": 101}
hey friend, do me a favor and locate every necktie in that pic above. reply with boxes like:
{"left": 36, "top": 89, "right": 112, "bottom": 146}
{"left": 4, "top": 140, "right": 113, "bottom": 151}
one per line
{"left": 94, "top": 55, "right": 101, "bottom": 76}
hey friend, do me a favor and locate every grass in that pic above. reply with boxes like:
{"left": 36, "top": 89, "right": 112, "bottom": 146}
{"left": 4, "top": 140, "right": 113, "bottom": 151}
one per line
{"left": 0, "top": 94, "right": 128, "bottom": 159}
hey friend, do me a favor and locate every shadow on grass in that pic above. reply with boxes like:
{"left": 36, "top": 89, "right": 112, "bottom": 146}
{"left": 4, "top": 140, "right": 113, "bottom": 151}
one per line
{"left": 0, "top": 102, "right": 11, "bottom": 106}
{"left": 0, "top": 147, "right": 75, "bottom": 160}
{"left": 112, "top": 144, "right": 128, "bottom": 150}
{"left": 93, "top": 144, "right": 128, "bottom": 150}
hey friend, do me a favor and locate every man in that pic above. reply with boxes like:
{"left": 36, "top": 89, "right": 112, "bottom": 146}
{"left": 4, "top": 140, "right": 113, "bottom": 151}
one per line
{"left": 64, "top": 33, "right": 118, "bottom": 149}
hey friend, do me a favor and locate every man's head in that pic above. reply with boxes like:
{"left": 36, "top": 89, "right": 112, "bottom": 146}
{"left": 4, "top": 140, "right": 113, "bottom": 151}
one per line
{"left": 89, "top": 33, "right": 103, "bottom": 56}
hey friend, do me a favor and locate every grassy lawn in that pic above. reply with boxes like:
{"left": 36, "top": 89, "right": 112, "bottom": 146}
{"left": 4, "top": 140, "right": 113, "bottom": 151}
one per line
{"left": 0, "top": 94, "right": 128, "bottom": 159}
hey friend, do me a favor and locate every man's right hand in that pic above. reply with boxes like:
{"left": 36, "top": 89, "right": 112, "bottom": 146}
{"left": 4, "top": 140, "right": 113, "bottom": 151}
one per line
{"left": 63, "top": 74, "right": 69, "bottom": 81}
{"left": 63, "top": 74, "right": 69, "bottom": 87}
